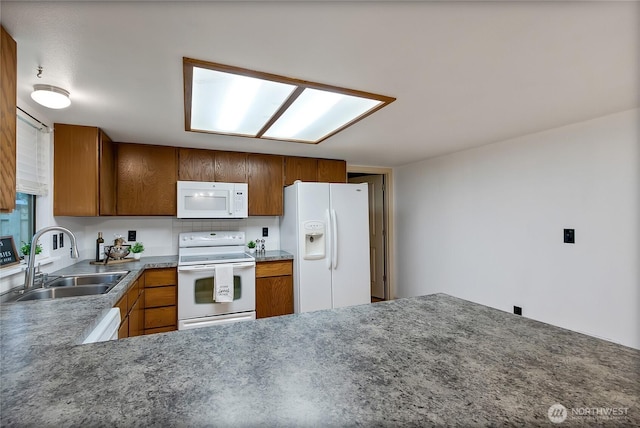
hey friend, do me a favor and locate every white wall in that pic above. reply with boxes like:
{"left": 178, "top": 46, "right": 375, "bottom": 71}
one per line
{"left": 394, "top": 109, "right": 639, "bottom": 349}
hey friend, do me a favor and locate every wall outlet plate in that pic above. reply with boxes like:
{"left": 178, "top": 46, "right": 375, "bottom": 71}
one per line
{"left": 564, "top": 229, "right": 575, "bottom": 244}
{"left": 262, "top": 227, "right": 268, "bottom": 237}
{"left": 59, "top": 233, "right": 64, "bottom": 248}
{"left": 514, "top": 306, "right": 522, "bottom": 316}
{"left": 52, "top": 234, "right": 58, "bottom": 250}
{"left": 128, "top": 230, "right": 137, "bottom": 242}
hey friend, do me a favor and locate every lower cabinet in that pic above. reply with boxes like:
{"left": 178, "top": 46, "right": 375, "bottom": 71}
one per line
{"left": 143, "top": 267, "right": 177, "bottom": 334}
{"left": 114, "top": 278, "right": 144, "bottom": 339}
{"left": 255, "top": 260, "right": 293, "bottom": 319}
{"left": 113, "top": 267, "right": 178, "bottom": 339}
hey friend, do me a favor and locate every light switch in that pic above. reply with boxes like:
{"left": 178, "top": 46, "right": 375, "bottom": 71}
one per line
{"left": 564, "top": 229, "right": 575, "bottom": 244}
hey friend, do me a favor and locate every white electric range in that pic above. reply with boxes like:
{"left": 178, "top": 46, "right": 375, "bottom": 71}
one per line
{"left": 177, "top": 231, "right": 256, "bottom": 330}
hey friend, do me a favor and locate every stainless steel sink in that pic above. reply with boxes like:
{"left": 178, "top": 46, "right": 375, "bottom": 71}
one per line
{"left": 0, "top": 271, "right": 129, "bottom": 304}
{"left": 15, "top": 284, "right": 112, "bottom": 301}
{"left": 46, "top": 272, "right": 128, "bottom": 288}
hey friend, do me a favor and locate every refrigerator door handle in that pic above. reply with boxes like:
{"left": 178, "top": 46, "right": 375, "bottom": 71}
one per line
{"left": 326, "top": 209, "right": 332, "bottom": 270}
{"left": 331, "top": 208, "right": 338, "bottom": 270}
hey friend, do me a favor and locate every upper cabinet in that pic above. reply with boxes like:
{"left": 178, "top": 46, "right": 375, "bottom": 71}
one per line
{"left": 53, "top": 132, "right": 345, "bottom": 217}
{"left": 284, "top": 157, "right": 347, "bottom": 185}
{"left": 317, "top": 159, "right": 347, "bottom": 183}
{"left": 248, "top": 154, "right": 283, "bottom": 216}
{"left": 178, "top": 149, "right": 247, "bottom": 183}
{"left": 214, "top": 151, "right": 247, "bottom": 183}
{"left": 117, "top": 143, "right": 177, "bottom": 216}
{"left": 0, "top": 26, "right": 17, "bottom": 212}
{"left": 54, "top": 124, "right": 116, "bottom": 216}
{"left": 284, "top": 157, "right": 317, "bottom": 186}
{"left": 178, "top": 148, "right": 215, "bottom": 181}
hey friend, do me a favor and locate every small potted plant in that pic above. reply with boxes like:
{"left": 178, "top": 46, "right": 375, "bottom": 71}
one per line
{"left": 131, "top": 242, "right": 145, "bottom": 260}
{"left": 20, "top": 241, "right": 42, "bottom": 263}
{"left": 247, "top": 240, "right": 256, "bottom": 254}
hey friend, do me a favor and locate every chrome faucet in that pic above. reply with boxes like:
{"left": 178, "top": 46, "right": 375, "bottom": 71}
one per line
{"left": 23, "top": 226, "right": 79, "bottom": 291}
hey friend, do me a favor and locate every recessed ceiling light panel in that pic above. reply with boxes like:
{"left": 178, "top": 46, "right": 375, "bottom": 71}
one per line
{"left": 262, "top": 88, "right": 383, "bottom": 142}
{"left": 184, "top": 57, "right": 395, "bottom": 144}
{"left": 190, "top": 67, "right": 295, "bottom": 136}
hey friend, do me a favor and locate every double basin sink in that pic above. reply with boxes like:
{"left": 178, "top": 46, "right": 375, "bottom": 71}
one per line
{"left": 1, "top": 271, "right": 129, "bottom": 304}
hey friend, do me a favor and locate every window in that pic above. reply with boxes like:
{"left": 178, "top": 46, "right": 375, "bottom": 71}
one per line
{"left": 0, "top": 193, "right": 35, "bottom": 258}
{"left": 0, "top": 110, "right": 50, "bottom": 260}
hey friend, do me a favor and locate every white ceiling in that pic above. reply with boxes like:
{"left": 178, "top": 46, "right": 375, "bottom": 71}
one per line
{"left": 2, "top": 1, "right": 638, "bottom": 167}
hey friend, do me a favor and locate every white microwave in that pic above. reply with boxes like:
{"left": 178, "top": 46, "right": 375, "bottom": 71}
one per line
{"left": 177, "top": 181, "right": 248, "bottom": 219}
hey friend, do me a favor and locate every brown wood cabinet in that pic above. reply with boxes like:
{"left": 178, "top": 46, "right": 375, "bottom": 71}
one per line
{"left": 284, "top": 157, "right": 347, "bottom": 185}
{"left": 0, "top": 26, "right": 17, "bottom": 212}
{"left": 178, "top": 148, "right": 216, "bottom": 181}
{"left": 143, "top": 267, "right": 177, "bottom": 333}
{"left": 54, "top": 124, "right": 116, "bottom": 216}
{"left": 255, "top": 260, "right": 293, "bottom": 319}
{"left": 114, "top": 278, "right": 144, "bottom": 339}
{"left": 248, "top": 154, "right": 284, "bottom": 216}
{"left": 117, "top": 143, "right": 177, "bottom": 215}
{"left": 214, "top": 151, "right": 247, "bottom": 182}
{"left": 178, "top": 148, "right": 248, "bottom": 183}
{"left": 317, "top": 159, "right": 347, "bottom": 183}
{"left": 284, "top": 157, "right": 317, "bottom": 186}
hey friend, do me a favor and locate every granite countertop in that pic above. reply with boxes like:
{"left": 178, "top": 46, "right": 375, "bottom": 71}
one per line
{"left": 1, "top": 264, "right": 639, "bottom": 425}
{"left": 252, "top": 250, "right": 293, "bottom": 262}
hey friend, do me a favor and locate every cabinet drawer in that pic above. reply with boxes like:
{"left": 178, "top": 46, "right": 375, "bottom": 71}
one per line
{"left": 145, "top": 306, "right": 176, "bottom": 329}
{"left": 144, "top": 268, "right": 177, "bottom": 287}
{"left": 145, "top": 285, "right": 176, "bottom": 308}
{"left": 256, "top": 260, "right": 293, "bottom": 278}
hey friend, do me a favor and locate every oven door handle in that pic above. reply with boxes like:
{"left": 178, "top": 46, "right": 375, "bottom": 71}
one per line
{"left": 178, "top": 262, "right": 255, "bottom": 272}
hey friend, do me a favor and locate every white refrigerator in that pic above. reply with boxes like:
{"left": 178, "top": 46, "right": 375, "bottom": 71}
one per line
{"left": 280, "top": 182, "right": 371, "bottom": 313}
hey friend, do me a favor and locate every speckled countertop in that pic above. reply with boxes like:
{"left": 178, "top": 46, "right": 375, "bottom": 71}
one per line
{"left": 1, "top": 259, "right": 639, "bottom": 426}
{"left": 252, "top": 250, "right": 294, "bottom": 262}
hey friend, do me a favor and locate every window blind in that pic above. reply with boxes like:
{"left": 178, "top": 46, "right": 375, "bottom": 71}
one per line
{"left": 16, "top": 113, "right": 49, "bottom": 196}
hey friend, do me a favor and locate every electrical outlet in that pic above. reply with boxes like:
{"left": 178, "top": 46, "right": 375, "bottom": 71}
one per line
{"left": 52, "top": 234, "right": 58, "bottom": 250}
{"left": 59, "top": 233, "right": 64, "bottom": 248}
{"left": 564, "top": 229, "right": 575, "bottom": 244}
{"left": 128, "top": 230, "right": 137, "bottom": 242}
{"left": 262, "top": 227, "right": 268, "bottom": 237}
{"left": 514, "top": 306, "right": 522, "bottom": 316}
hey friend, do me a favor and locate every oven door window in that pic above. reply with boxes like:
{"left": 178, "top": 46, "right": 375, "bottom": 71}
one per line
{"left": 194, "top": 275, "right": 242, "bottom": 303}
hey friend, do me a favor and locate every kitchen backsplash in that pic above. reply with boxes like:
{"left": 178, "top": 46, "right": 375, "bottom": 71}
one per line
{"left": 64, "top": 216, "right": 281, "bottom": 257}
{"left": 0, "top": 216, "right": 280, "bottom": 293}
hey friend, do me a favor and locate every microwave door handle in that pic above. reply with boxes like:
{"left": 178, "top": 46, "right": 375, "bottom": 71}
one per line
{"left": 228, "top": 190, "right": 233, "bottom": 215}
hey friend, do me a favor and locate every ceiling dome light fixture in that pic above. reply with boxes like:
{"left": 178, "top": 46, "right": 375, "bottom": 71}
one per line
{"left": 31, "top": 84, "right": 71, "bottom": 109}
{"left": 30, "top": 66, "right": 71, "bottom": 109}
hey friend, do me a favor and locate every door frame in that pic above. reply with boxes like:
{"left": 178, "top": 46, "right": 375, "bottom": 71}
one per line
{"left": 347, "top": 165, "right": 394, "bottom": 300}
